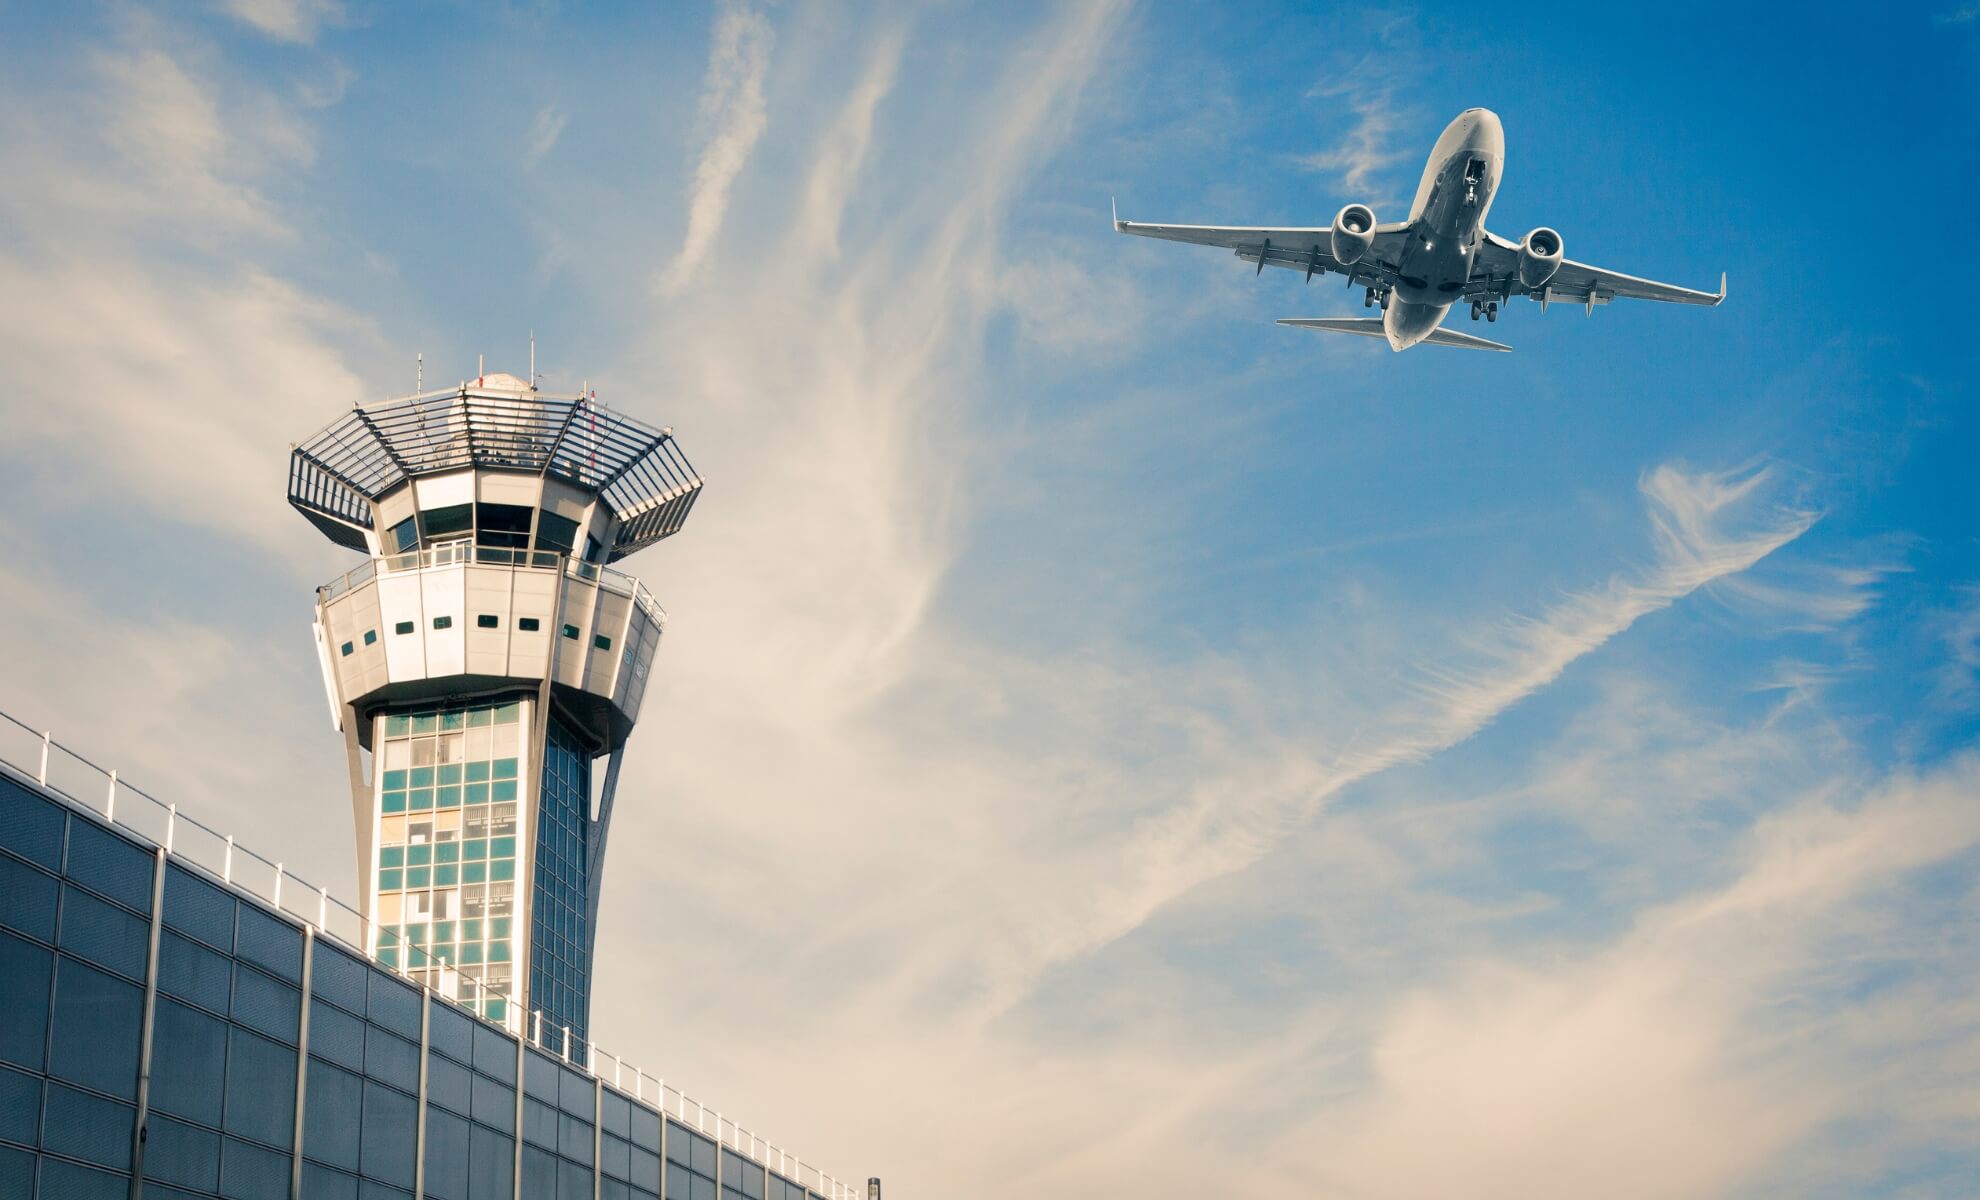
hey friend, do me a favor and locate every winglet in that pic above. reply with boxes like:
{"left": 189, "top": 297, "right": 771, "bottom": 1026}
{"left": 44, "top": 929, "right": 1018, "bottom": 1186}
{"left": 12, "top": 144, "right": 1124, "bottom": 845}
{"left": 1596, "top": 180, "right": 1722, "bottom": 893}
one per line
{"left": 1111, "top": 195, "right": 1121, "bottom": 231}
{"left": 1715, "top": 271, "right": 1728, "bottom": 306}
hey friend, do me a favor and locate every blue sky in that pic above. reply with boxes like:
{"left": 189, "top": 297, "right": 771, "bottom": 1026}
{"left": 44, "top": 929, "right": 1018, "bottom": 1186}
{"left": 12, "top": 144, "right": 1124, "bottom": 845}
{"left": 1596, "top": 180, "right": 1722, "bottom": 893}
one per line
{"left": 2, "top": 2, "right": 1978, "bottom": 1197}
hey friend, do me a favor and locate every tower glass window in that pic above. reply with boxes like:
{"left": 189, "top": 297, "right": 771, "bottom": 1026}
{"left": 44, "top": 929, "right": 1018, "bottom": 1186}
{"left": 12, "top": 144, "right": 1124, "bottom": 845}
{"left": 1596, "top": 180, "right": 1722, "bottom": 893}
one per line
{"left": 535, "top": 511, "right": 579, "bottom": 554}
{"left": 421, "top": 504, "right": 474, "bottom": 543}
{"left": 477, "top": 502, "right": 535, "bottom": 549}
{"left": 374, "top": 698, "right": 526, "bottom": 1024}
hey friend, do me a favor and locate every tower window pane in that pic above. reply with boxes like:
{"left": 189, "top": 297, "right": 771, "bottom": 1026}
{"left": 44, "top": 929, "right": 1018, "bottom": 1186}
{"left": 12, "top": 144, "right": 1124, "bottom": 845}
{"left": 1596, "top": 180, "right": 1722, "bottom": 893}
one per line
{"left": 535, "top": 511, "right": 579, "bottom": 554}
{"left": 477, "top": 502, "right": 535, "bottom": 549}
{"left": 421, "top": 504, "right": 474, "bottom": 542}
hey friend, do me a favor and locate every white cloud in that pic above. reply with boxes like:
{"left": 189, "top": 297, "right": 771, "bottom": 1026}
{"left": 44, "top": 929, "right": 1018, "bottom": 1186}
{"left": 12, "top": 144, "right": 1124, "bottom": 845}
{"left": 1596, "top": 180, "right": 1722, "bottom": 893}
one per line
{"left": 581, "top": 6, "right": 1836, "bottom": 1178}
{"left": 1286, "top": 757, "right": 1980, "bottom": 1200}
{"left": 994, "top": 246, "right": 1148, "bottom": 354}
{"left": 525, "top": 104, "right": 568, "bottom": 168}
{"left": 0, "top": 38, "right": 378, "bottom": 571}
{"left": 1299, "top": 79, "right": 1409, "bottom": 198}
{"left": 218, "top": 0, "right": 343, "bottom": 44}
{"left": 788, "top": 27, "right": 905, "bottom": 265}
{"left": 657, "top": 0, "right": 776, "bottom": 296}
{"left": 1935, "top": 586, "right": 1980, "bottom": 709}
{"left": 4, "top": 10, "right": 1969, "bottom": 1200}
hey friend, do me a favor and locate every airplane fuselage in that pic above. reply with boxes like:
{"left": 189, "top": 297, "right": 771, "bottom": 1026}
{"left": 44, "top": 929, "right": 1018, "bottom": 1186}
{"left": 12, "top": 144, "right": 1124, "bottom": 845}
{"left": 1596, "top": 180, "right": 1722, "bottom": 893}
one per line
{"left": 1382, "top": 108, "right": 1505, "bottom": 350}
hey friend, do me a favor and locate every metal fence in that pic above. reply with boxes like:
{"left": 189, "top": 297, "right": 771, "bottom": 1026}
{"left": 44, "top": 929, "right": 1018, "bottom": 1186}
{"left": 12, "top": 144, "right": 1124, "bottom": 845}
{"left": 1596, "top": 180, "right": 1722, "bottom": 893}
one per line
{"left": 0, "top": 706, "right": 854, "bottom": 1200}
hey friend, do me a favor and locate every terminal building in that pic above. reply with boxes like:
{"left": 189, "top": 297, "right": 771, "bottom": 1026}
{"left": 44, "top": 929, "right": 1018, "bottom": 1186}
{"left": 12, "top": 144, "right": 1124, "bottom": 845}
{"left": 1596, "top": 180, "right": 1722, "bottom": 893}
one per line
{"left": 0, "top": 372, "right": 870, "bottom": 1200}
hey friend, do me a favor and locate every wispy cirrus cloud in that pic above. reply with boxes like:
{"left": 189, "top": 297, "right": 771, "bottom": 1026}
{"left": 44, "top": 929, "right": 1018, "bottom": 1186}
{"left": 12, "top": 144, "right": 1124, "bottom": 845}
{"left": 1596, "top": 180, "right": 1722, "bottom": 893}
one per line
{"left": 1287, "top": 754, "right": 1980, "bottom": 1200}
{"left": 3, "top": 7, "right": 1969, "bottom": 1200}
{"left": 218, "top": 0, "right": 344, "bottom": 44}
{"left": 1935, "top": 586, "right": 1980, "bottom": 710}
{"left": 658, "top": 0, "right": 775, "bottom": 297}
{"left": 1298, "top": 78, "right": 1411, "bottom": 198}
{"left": 525, "top": 104, "right": 569, "bottom": 169}
{"left": 0, "top": 29, "right": 376, "bottom": 571}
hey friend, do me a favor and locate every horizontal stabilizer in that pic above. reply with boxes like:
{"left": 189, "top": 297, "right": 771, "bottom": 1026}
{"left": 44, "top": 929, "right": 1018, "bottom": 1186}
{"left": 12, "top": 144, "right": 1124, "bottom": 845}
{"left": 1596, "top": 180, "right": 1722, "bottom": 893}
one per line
{"left": 1275, "top": 317, "right": 1512, "bottom": 352}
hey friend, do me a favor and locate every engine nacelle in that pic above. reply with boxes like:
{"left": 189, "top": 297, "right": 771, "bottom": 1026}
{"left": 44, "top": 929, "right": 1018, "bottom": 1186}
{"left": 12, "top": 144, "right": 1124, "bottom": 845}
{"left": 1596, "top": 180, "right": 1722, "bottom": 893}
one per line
{"left": 1518, "top": 227, "right": 1564, "bottom": 289}
{"left": 1331, "top": 204, "right": 1376, "bottom": 265}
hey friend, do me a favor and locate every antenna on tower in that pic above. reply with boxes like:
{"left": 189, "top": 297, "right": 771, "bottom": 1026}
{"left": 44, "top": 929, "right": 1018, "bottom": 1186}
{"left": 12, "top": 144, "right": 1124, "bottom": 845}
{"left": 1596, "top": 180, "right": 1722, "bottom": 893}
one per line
{"left": 530, "top": 331, "right": 536, "bottom": 390}
{"left": 416, "top": 352, "right": 423, "bottom": 393}
{"left": 477, "top": 353, "right": 484, "bottom": 383}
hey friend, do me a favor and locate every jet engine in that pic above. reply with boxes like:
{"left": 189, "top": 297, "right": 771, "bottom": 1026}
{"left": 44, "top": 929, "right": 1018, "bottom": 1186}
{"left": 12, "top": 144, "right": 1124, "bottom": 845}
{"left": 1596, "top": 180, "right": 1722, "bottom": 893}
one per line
{"left": 1518, "top": 227, "right": 1564, "bottom": 289}
{"left": 1331, "top": 204, "right": 1376, "bottom": 265}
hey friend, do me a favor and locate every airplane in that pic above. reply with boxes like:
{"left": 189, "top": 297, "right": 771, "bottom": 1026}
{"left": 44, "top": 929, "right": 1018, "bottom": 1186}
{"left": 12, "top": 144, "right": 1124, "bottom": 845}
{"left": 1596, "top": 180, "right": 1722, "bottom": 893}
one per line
{"left": 1113, "top": 107, "right": 1725, "bottom": 352}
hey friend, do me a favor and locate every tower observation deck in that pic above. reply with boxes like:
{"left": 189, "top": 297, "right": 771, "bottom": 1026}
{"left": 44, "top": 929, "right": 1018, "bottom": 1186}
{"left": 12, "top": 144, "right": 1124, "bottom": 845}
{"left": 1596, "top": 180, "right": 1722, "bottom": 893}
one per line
{"left": 291, "top": 371, "right": 702, "bottom": 1051}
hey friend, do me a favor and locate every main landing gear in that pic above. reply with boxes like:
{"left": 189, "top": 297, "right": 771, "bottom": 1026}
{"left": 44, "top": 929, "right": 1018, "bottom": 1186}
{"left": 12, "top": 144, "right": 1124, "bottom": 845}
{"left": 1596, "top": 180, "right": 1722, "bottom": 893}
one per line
{"left": 1365, "top": 287, "right": 1390, "bottom": 311}
{"left": 1469, "top": 300, "right": 1499, "bottom": 323}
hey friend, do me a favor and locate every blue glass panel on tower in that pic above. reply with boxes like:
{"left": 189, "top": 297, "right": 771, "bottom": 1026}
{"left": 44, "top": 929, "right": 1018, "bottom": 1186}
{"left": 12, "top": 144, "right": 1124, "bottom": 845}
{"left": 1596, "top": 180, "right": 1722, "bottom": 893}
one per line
{"left": 533, "top": 715, "right": 593, "bottom": 1050}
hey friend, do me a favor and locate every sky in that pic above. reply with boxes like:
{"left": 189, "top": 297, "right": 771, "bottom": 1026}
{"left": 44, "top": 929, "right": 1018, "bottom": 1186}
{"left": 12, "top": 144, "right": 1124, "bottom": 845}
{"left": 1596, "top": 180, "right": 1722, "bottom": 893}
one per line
{"left": 2, "top": 1, "right": 1978, "bottom": 1197}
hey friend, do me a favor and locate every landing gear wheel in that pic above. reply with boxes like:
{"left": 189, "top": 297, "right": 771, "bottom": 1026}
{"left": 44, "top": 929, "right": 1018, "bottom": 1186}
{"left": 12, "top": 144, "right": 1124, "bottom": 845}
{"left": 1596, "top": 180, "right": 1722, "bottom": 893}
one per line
{"left": 1364, "top": 289, "right": 1375, "bottom": 309}
{"left": 1486, "top": 302, "right": 1498, "bottom": 323}
{"left": 1470, "top": 301, "right": 1482, "bottom": 321}
{"left": 1380, "top": 293, "right": 1390, "bottom": 312}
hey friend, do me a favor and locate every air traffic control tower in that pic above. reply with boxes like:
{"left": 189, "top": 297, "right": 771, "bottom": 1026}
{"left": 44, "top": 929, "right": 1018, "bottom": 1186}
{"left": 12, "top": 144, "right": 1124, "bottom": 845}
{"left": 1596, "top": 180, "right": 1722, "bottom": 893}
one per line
{"left": 288, "top": 371, "right": 701, "bottom": 1052}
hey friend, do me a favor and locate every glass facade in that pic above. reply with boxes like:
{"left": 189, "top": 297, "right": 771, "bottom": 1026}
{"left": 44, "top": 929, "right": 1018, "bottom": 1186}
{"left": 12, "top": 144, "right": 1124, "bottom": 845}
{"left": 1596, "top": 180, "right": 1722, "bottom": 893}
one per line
{"left": 372, "top": 699, "right": 527, "bottom": 1025}
{"left": 532, "top": 715, "right": 593, "bottom": 1051}
{"left": 0, "top": 769, "right": 843, "bottom": 1200}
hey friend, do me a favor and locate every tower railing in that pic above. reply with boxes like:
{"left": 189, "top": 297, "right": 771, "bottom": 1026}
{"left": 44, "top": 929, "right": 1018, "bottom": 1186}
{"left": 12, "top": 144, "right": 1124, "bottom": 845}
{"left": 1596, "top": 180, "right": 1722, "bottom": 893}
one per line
{"left": 0, "top": 706, "right": 855, "bottom": 1200}
{"left": 316, "top": 545, "right": 666, "bottom": 628}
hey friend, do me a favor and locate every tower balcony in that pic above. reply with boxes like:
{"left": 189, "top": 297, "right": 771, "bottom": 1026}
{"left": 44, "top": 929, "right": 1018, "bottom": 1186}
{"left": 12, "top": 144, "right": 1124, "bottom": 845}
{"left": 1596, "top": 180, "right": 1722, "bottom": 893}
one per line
{"left": 313, "top": 543, "right": 664, "bottom": 752}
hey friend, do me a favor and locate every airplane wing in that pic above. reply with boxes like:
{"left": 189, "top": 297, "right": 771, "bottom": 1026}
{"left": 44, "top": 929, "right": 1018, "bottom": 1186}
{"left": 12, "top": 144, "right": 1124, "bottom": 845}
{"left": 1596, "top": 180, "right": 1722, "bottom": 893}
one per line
{"left": 1472, "top": 232, "right": 1726, "bottom": 309}
{"left": 1115, "top": 209, "right": 1412, "bottom": 287}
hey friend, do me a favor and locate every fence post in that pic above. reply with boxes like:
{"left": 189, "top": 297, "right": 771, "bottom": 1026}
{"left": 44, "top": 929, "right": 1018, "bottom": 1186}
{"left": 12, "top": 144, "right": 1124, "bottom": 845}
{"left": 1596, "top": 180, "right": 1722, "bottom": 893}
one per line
{"left": 105, "top": 769, "right": 117, "bottom": 821}
{"left": 223, "top": 835, "right": 234, "bottom": 883}
{"left": 37, "top": 731, "right": 49, "bottom": 785}
{"left": 319, "top": 886, "right": 329, "bottom": 930}
{"left": 165, "top": 803, "right": 177, "bottom": 853}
